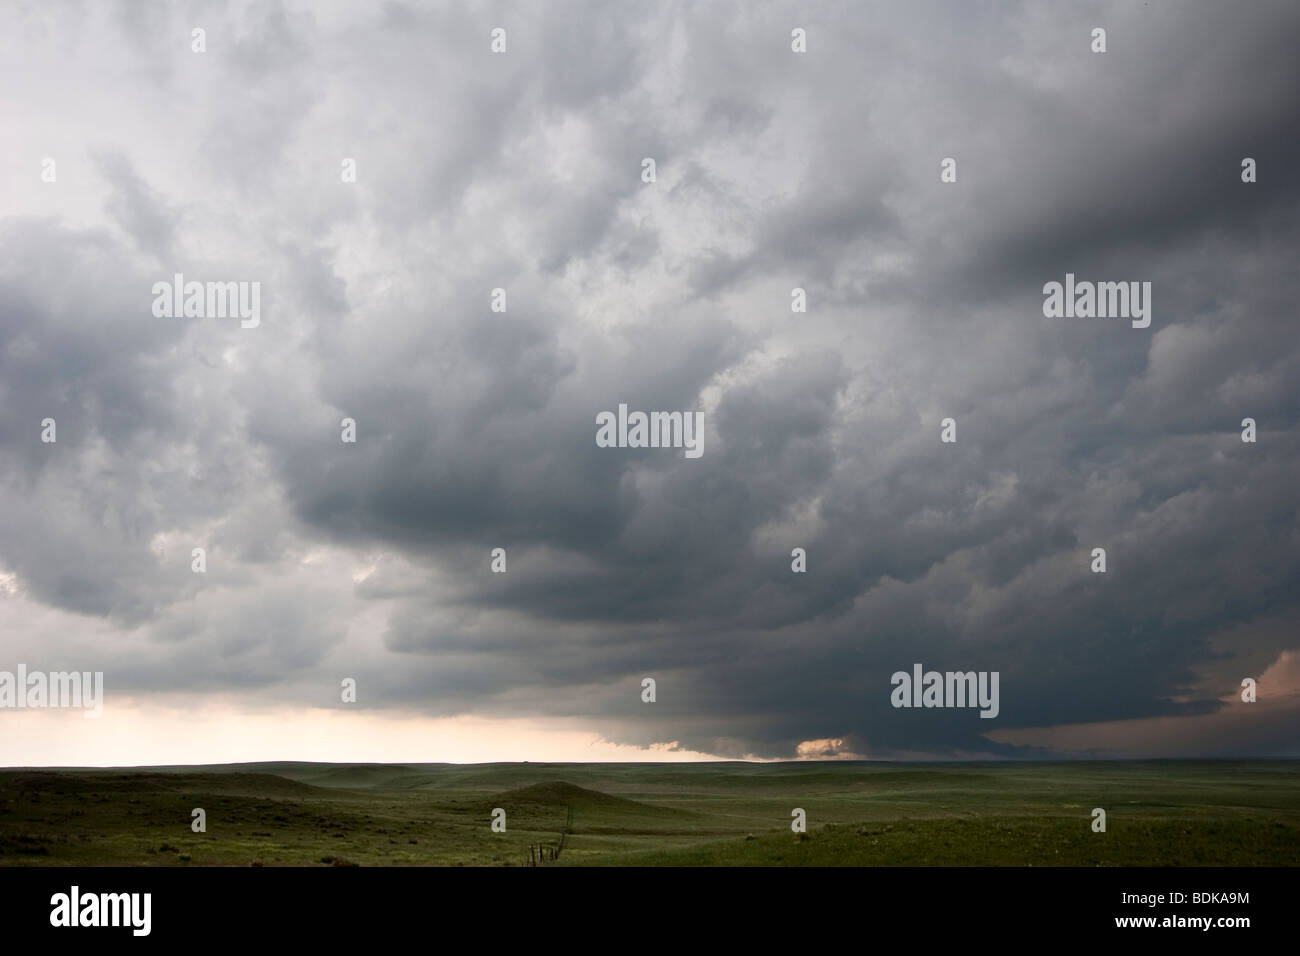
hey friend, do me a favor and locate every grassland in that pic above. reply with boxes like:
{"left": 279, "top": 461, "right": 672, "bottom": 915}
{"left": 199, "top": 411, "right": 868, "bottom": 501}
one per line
{"left": 1, "top": 760, "right": 1296, "bottom": 866}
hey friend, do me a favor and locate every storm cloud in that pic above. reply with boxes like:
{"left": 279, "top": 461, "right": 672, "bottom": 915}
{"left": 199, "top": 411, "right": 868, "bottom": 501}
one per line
{"left": 1, "top": 0, "right": 1297, "bottom": 761}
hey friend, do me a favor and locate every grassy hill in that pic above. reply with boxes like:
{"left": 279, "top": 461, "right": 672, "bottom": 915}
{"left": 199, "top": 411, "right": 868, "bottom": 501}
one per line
{"left": 1, "top": 760, "right": 1296, "bottom": 866}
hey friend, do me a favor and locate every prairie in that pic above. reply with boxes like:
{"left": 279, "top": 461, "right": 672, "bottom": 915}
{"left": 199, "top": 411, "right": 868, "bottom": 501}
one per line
{"left": 1, "top": 760, "right": 1296, "bottom": 866}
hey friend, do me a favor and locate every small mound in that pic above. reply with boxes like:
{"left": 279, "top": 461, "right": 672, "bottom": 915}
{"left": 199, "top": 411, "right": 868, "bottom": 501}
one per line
{"left": 492, "top": 781, "right": 689, "bottom": 820}
{"left": 496, "top": 781, "right": 632, "bottom": 807}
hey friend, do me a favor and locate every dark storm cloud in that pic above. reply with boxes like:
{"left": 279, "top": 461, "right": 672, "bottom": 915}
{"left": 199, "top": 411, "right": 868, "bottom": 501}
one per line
{"left": 3, "top": 0, "right": 1298, "bottom": 758}
{"left": 0, "top": 221, "right": 189, "bottom": 621}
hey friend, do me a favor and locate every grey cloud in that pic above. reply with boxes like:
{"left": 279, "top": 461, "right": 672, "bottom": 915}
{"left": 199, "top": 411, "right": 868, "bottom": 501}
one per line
{"left": 2, "top": 0, "right": 1297, "bottom": 760}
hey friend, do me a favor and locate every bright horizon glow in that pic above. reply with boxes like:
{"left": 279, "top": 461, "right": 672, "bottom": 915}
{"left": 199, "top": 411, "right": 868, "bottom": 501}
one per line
{"left": 0, "top": 697, "right": 749, "bottom": 768}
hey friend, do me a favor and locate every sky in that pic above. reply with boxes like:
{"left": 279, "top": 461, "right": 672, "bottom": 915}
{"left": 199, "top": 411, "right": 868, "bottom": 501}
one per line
{"left": 0, "top": 0, "right": 1297, "bottom": 766}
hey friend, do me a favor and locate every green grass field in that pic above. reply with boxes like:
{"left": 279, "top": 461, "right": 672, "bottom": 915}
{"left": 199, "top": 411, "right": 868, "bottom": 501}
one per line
{"left": 1, "top": 760, "right": 1296, "bottom": 866}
